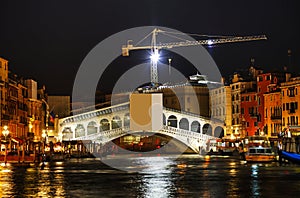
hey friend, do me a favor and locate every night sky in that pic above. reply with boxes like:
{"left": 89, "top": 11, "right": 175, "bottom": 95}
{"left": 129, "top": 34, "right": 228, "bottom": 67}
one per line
{"left": 0, "top": 0, "right": 299, "bottom": 95}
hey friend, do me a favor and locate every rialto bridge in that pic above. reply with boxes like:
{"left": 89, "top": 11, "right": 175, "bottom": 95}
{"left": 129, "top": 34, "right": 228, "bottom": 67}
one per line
{"left": 58, "top": 102, "right": 225, "bottom": 153}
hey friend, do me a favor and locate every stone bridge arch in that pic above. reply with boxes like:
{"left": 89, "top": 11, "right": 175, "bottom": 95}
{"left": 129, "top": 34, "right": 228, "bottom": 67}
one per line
{"left": 214, "top": 126, "right": 224, "bottom": 138}
{"left": 179, "top": 118, "right": 189, "bottom": 130}
{"left": 167, "top": 115, "right": 178, "bottom": 127}
{"left": 191, "top": 121, "right": 201, "bottom": 133}
{"left": 203, "top": 123, "right": 212, "bottom": 136}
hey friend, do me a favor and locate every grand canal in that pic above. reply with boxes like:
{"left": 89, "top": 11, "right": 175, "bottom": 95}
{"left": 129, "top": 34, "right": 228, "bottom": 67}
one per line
{"left": 1, "top": 154, "right": 300, "bottom": 197}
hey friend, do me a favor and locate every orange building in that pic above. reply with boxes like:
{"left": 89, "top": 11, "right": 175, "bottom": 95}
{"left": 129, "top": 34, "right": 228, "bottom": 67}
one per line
{"left": 264, "top": 91, "right": 282, "bottom": 137}
{"left": 281, "top": 77, "right": 300, "bottom": 135}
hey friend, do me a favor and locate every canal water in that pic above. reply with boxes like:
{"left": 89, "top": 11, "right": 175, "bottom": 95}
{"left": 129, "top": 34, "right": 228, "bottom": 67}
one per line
{"left": 1, "top": 154, "right": 300, "bottom": 197}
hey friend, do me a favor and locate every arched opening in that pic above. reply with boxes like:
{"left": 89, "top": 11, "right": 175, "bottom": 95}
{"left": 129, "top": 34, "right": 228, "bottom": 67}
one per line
{"left": 62, "top": 127, "right": 73, "bottom": 140}
{"left": 124, "top": 113, "right": 130, "bottom": 127}
{"left": 75, "top": 124, "right": 85, "bottom": 138}
{"left": 112, "top": 116, "right": 122, "bottom": 129}
{"left": 191, "top": 121, "right": 200, "bottom": 133}
{"left": 87, "top": 121, "right": 97, "bottom": 135}
{"left": 203, "top": 123, "right": 212, "bottom": 136}
{"left": 214, "top": 126, "right": 224, "bottom": 138}
{"left": 167, "top": 115, "right": 177, "bottom": 128}
{"left": 100, "top": 119, "right": 110, "bottom": 131}
{"left": 179, "top": 118, "right": 189, "bottom": 130}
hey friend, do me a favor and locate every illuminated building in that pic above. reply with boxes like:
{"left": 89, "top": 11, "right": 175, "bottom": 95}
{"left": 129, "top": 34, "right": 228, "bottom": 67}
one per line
{"left": 281, "top": 77, "right": 300, "bottom": 135}
{"left": 264, "top": 91, "right": 282, "bottom": 137}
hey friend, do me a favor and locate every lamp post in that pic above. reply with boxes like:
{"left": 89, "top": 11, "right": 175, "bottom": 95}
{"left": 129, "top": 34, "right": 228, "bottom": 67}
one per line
{"left": 42, "top": 129, "right": 48, "bottom": 153}
{"left": 2, "top": 125, "right": 9, "bottom": 164}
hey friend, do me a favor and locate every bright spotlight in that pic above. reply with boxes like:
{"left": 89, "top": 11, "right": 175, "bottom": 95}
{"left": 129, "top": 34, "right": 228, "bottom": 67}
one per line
{"left": 207, "top": 40, "right": 213, "bottom": 45}
{"left": 150, "top": 51, "right": 160, "bottom": 63}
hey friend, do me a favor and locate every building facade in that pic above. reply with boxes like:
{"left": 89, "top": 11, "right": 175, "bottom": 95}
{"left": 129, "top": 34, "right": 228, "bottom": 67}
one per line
{"left": 281, "top": 77, "right": 300, "bottom": 135}
{"left": 264, "top": 91, "right": 282, "bottom": 137}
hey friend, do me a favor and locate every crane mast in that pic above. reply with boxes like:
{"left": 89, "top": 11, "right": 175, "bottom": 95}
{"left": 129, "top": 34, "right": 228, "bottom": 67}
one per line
{"left": 122, "top": 28, "right": 267, "bottom": 84}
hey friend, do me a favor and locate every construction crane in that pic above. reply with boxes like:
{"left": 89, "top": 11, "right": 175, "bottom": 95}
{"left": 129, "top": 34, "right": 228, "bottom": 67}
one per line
{"left": 122, "top": 28, "right": 267, "bottom": 84}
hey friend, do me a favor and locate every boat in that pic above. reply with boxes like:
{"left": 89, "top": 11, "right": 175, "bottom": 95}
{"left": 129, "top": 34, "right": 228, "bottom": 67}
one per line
{"left": 244, "top": 146, "right": 276, "bottom": 162}
{"left": 207, "top": 138, "right": 242, "bottom": 156}
{"left": 281, "top": 151, "right": 300, "bottom": 164}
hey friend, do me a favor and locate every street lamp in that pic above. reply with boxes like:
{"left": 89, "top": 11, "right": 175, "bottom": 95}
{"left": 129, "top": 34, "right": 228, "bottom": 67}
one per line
{"left": 42, "top": 129, "right": 48, "bottom": 153}
{"left": 2, "top": 125, "right": 9, "bottom": 164}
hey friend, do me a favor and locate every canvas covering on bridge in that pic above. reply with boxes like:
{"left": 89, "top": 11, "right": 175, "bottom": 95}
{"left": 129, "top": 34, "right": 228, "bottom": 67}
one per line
{"left": 130, "top": 93, "right": 163, "bottom": 131}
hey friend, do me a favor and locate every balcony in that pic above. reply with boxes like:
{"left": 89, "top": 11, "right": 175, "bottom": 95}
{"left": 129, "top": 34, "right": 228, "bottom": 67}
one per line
{"left": 271, "top": 114, "right": 281, "bottom": 120}
{"left": 289, "top": 109, "right": 296, "bottom": 114}
{"left": 288, "top": 94, "right": 295, "bottom": 97}
{"left": 250, "top": 113, "right": 258, "bottom": 118}
{"left": 8, "top": 95, "right": 18, "bottom": 101}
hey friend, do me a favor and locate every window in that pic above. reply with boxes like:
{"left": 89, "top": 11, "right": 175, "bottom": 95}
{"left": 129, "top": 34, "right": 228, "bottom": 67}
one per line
{"left": 266, "top": 75, "right": 271, "bottom": 81}
{"left": 257, "top": 114, "right": 261, "bottom": 122}
{"left": 246, "top": 122, "right": 249, "bottom": 127}
{"left": 289, "top": 87, "right": 295, "bottom": 97}
{"left": 291, "top": 116, "right": 295, "bottom": 125}
{"left": 283, "top": 118, "right": 285, "bottom": 126}
{"left": 236, "top": 85, "right": 239, "bottom": 89}
{"left": 258, "top": 97, "right": 261, "bottom": 105}
{"left": 241, "top": 96, "right": 244, "bottom": 101}
{"left": 265, "top": 108, "right": 268, "bottom": 118}
{"left": 286, "top": 103, "right": 290, "bottom": 110}
{"left": 236, "top": 94, "right": 239, "bottom": 100}
{"left": 236, "top": 105, "right": 239, "bottom": 113}
{"left": 254, "top": 122, "right": 258, "bottom": 126}
{"left": 283, "top": 103, "right": 285, "bottom": 111}
{"left": 282, "top": 90, "right": 284, "bottom": 97}
{"left": 241, "top": 108, "right": 244, "bottom": 114}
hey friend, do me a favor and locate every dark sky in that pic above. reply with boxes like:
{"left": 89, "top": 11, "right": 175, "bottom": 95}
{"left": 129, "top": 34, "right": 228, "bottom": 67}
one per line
{"left": 0, "top": 0, "right": 299, "bottom": 95}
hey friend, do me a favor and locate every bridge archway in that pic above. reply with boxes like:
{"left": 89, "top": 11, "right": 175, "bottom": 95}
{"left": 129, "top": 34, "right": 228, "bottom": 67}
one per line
{"left": 124, "top": 113, "right": 130, "bottom": 127}
{"left": 87, "top": 121, "right": 97, "bottom": 135}
{"left": 112, "top": 116, "right": 122, "bottom": 129}
{"left": 214, "top": 126, "right": 224, "bottom": 138}
{"left": 75, "top": 124, "right": 85, "bottom": 138}
{"left": 100, "top": 119, "right": 110, "bottom": 131}
{"left": 191, "top": 121, "right": 200, "bottom": 133}
{"left": 62, "top": 127, "right": 73, "bottom": 139}
{"left": 203, "top": 123, "right": 212, "bottom": 136}
{"left": 167, "top": 115, "right": 178, "bottom": 128}
{"left": 179, "top": 118, "right": 189, "bottom": 130}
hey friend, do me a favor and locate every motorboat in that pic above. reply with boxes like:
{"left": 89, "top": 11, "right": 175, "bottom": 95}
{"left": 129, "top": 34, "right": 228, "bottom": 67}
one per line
{"left": 244, "top": 146, "right": 276, "bottom": 162}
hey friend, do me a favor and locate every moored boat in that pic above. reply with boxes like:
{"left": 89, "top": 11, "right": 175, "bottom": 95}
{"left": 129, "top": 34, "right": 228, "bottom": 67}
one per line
{"left": 281, "top": 151, "right": 300, "bottom": 164}
{"left": 244, "top": 146, "right": 276, "bottom": 162}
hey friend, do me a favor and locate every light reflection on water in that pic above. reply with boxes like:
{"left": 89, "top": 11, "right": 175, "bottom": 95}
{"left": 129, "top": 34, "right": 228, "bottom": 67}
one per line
{"left": 0, "top": 155, "right": 300, "bottom": 197}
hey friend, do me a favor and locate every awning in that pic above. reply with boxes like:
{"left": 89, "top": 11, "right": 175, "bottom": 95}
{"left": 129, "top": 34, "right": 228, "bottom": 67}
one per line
{"left": 11, "top": 137, "right": 24, "bottom": 144}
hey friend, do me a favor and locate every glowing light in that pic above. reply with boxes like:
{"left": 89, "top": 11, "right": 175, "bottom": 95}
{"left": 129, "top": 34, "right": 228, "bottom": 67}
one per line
{"left": 207, "top": 40, "right": 213, "bottom": 45}
{"left": 150, "top": 51, "right": 160, "bottom": 63}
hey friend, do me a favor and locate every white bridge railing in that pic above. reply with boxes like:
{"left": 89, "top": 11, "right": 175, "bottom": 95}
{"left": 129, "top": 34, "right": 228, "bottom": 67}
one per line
{"left": 72, "top": 125, "right": 218, "bottom": 152}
